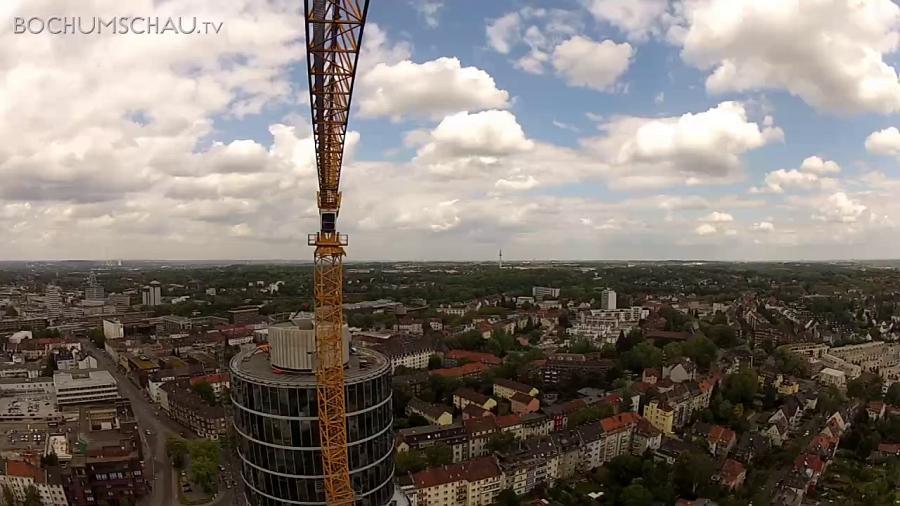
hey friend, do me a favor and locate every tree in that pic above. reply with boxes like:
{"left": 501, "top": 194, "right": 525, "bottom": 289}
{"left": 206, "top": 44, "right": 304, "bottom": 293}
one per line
{"left": 886, "top": 382, "right": 900, "bottom": 405}
{"left": 722, "top": 369, "right": 758, "bottom": 405}
{"left": 674, "top": 453, "right": 715, "bottom": 497}
{"left": 166, "top": 436, "right": 188, "bottom": 468}
{"left": 192, "top": 381, "right": 217, "bottom": 405}
{"left": 88, "top": 327, "right": 105, "bottom": 349}
{"left": 622, "top": 341, "right": 664, "bottom": 372}
{"left": 427, "top": 355, "right": 443, "bottom": 370}
{"left": 423, "top": 444, "right": 452, "bottom": 467}
{"left": 486, "top": 432, "right": 516, "bottom": 454}
{"left": 1, "top": 486, "right": 13, "bottom": 506}
{"left": 23, "top": 485, "right": 42, "bottom": 506}
{"left": 847, "top": 375, "right": 883, "bottom": 402}
{"left": 570, "top": 404, "right": 613, "bottom": 426}
{"left": 620, "top": 483, "right": 654, "bottom": 506}
{"left": 395, "top": 450, "right": 427, "bottom": 474}
{"left": 775, "top": 349, "right": 809, "bottom": 378}
{"left": 496, "top": 489, "right": 521, "bottom": 506}
{"left": 191, "top": 458, "right": 218, "bottom": 494}
{"left": 682, "top": 335, "right": 718, "bottom": 369}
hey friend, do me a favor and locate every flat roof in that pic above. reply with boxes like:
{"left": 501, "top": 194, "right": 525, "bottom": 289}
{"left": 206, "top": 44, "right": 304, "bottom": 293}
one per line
{"left": 231, "top": 346, "right": 389, "bottom": 388}
{"left": 0, "top": 395, "right": 60, "bottom": 419}
{"left": 53, "top": 370, "right": 117, "bottom": 389}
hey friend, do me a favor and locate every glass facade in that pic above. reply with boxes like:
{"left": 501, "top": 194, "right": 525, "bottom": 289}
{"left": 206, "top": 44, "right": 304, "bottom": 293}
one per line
{"left": 231, "top": 360, "right": 395, "bottom": 506}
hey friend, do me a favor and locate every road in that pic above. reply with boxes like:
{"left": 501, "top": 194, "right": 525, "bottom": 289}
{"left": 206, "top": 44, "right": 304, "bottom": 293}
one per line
{"left": 82, "top": 340, "right": 238, "bottom": 506}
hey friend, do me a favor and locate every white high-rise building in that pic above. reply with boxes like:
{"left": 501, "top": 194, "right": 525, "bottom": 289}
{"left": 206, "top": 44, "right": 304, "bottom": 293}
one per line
{"left": 46, "top": 285, "right": 62, "bottom": 318}
{"left": 141, "top": 281, "right": 162, "bottom": 306}
{"left": 84, "top": 272, "right": 104, "bottom": 301}
{"left": 532, "top": 286, "right": 560, "bottom": 300}
{"left": 600, "top": 289, "right": 617, "bottom": 310}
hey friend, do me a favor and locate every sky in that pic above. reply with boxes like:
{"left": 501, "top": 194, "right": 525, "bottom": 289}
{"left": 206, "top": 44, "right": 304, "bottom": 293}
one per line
{"left": 3, "top": 0, "right": 900, "bottom": 261}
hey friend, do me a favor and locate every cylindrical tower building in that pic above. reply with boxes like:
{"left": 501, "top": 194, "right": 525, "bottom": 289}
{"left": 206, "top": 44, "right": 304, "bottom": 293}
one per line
{"left": 230, "top": 316, "right": 394, "bottom": 505}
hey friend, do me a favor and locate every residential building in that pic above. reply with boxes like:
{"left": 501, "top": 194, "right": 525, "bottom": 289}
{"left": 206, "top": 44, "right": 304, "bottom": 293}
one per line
{"left": 643, "top": 400, "right": 675, "bottom": 435}
{"left": 411, "top": 456, "right": 503, "bottom": 506}
{"left": 493, "top": 378, "right": 538, "bottom": 400}
{"left": 0, "top": 459, "right": 68, "bottom": 506}
{"left": 61, "top": 401, "right": 147, "bottom": 505}
{"left": 102, "top": 319, "right": 124, "bottom": 340}
{"left": 358, "top": 334, "right": 438, "bottom": 371}
{"left": 162, "top": 382, "right": 227, "bottom": 439}
{"left": 716, "top": 459, "right": 746, "bottom": 491}
{"left": 407, "top": 398, "right": 454, "bottom": 426}
{"left": 600, "top": 289, "right": 617, "bottom": 310}
{"left": 430, "top": 363, "right": 488, "bottom": 380}
{"left": 509, "top": 393, "right": 540, "bottom": 415}
{"left": 453, "top": 388, "right": 497, "bottom": 412}
{"left": 396, "top": 423, "right": 468, "bottom": 463}
{"left": 532, "top": 287, "right": 560, "bottom": 300}
{"left": 140, "top": 281, "right": 161, "bottom": 307}
{"left": 53, "top": 370, "right": 119, "bottom": 407}
{"left": 84, "top": 272, "right": 104, "bottom": 301}
{"left": 46, "top": 285, "right": 62, "bottom": 319}
{"left": 541, "top": 354, "right": 614, "bottom": 385}
{"left": 817, "top": 367, "right": 847, "bottom": 389}
{"left": 445, "top": 350, "right": 501, "bottom": 367}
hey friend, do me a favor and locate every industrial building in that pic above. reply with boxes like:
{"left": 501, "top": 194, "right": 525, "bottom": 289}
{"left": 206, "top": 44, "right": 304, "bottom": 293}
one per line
{"left": 230, "top": 315, "right": 394, "bottom": 505}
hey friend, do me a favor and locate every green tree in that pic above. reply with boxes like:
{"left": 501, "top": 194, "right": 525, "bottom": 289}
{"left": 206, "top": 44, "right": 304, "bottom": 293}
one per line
{"left": 620, "top": 483, "right": 654, "bottom": 506}
{"left": 427, "top": 355, "right": 443, "bottom": 370}
{"left": 166, "top": 436, "right": 188, "bottom": 468}
{"left": 23, "top": 485, "right": 42, "bottom": 506}
{"left": 192, "top": 381, "right": 217, "bottom": 405}
{"left": 423, "top": 444, "right": 453, "bottom": 466}
{"left": 886, "top": 382, "right": 900, "bottom": 405}
{"left": 722, "top": 368, "right": 758, "bottom": 405}
{"left": 847, "top": 376, "right": 883, "bottom": 402}
{"left": 395, "top": 450, "right": 427, "bottom": 474}
{"left": 674, "top": 452, "right": 716, "bottom": 497}
{"left": 190, "top": 458, "right": 218, "bottom": 494}
{"left": 682, "top": 335, "right": 718, "bottom": 368}
{"left": 622, "top": 341, "right": 664, "bottom": 372}
{"left": 486, "top": 432, "right": 516, "bottom": 454}
{"left": 570, "top": 404, "right": 614, "bottom": 426}
{"left": 495, "top": 488, "right": 521, "bottom": 506}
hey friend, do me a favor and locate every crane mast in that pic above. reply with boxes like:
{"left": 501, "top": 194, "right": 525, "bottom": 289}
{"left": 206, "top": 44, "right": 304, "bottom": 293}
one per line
{"left": 304, "top": 0, "right": 369, "bottom": 504}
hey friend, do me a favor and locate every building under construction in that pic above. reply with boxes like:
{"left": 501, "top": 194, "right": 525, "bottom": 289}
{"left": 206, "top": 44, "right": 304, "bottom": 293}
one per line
{"left": 230, "top": 315, "right": 394, "bottom": 505}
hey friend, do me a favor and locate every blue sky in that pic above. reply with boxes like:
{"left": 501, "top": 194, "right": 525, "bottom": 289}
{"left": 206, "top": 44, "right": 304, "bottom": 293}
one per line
{"left": 4, "top": 0, "right": 900, "bottom": 260}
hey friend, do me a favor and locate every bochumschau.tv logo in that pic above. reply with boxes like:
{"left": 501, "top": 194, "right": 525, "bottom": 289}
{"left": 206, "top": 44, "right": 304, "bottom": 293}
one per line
{"left": 14, "top": 16, "right": 223, "bottom": 35}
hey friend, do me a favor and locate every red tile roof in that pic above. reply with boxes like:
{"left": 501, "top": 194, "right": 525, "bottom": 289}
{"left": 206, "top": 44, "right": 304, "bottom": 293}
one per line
{"left": 795, "top": 453, "right": 825, "bottom": 474}
{"left": 877, "top": 442, "right": 900, "bottom": 455}
{"left": 6, "top": 460, "right": 43, "bottom": 482}
{"left": 708, "top": 425, "right": 736, "bottom": 446}
{"left": 446, "top": 349, "right": 502, "bottom": 366}
{"left": 600, "top": 412, "right": 641, "bottom": 433}
{"left": 413, "top": 456, "right": 501, "bottom": 489}
{"left": 496, "top": 414, "right": 522, "bottom": 428}
{"left": 719, "top": 458, "right": 745, "bottom": 485}
{"left": 429, "top": 362, "right": 488, "bottom": 378}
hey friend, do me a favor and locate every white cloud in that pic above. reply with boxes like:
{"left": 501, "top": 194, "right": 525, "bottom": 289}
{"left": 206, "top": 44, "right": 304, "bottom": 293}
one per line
{"left": 695, "top": 223, "right": 717, "bottom": 235}
{"left": 799, "top": 156, "right": 841, "bottom": 175}
{"left": 702, "top": 211, "right": 734, "bottom": 222}
{"left": 865, "top": 127, "right": 900, "bottom": 157}
{"left": 814, "top": 192, "right": 868, "bottom": 223}
{"left": 675, "top": 0, "right": 900, "bottom": 114}
{"left": 655, "top": 92, "right": 665, "bottom": 104}
{"left": 486, "top": 12, "right": 521, "bottom": 54}
{"left": 552, "top": 36, "right": 633, "bottom": 91}
{"left": 495, "top": 176, "right": 540, "bottom": 191}
{"left": 751, "top": 221, "right": 775, "bottom": 232}
{"left": 752, "top": 156, "right": 841, "bottom": 193}
{"left": 584, "top": 0, "right": 672, "bottom": 41}
{"left": 584, "top": 101, "right": 783, "bottom": 189}
{"left": 416, "top": 110, "right": 534, "bottom": 162}
{"left": 358, "top": 57, "right": 510, "bottom": 120}
{"left": 485, "top": 8, "right": 584, "bottom": 75}
{"left": 412, "top": 1, "right": 443, "bottom": 28}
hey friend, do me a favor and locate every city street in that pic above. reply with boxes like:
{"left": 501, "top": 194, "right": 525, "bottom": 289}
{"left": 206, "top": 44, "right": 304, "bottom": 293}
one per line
{"left": 82, "top": 340, "right": 237, "bottom": 506}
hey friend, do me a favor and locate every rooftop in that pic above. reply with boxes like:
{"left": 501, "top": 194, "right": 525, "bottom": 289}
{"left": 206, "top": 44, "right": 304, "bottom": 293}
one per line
{"left": 53, "top": 369, "right": 117, "bottom": 389}
{"left": 231, "top": 346, "right": 389, "bottom": 387}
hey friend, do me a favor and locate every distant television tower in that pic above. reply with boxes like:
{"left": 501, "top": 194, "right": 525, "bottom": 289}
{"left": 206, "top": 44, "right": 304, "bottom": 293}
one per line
{"left": 499, "top": 249, "right": 503, "bottom": 269}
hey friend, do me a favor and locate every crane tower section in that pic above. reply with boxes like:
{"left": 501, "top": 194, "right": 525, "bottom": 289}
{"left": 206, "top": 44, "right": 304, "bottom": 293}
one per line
{"left": 304, "top": 1, "right": 370, "bottom": 505}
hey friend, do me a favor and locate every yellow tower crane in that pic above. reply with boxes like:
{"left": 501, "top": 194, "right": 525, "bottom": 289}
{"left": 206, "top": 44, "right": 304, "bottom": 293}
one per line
{"left": 303, "top": 0, "right": 370, "bottom": 504}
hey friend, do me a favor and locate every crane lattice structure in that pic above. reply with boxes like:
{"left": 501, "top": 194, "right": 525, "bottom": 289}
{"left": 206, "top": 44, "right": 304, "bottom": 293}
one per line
{"left": 304, "top": 0, "right": 370, "bottom": 504}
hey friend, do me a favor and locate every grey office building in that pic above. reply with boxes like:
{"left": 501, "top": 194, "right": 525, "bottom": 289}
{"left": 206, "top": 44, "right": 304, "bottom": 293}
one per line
{"left": 230, "top": 316, "right": 394, "bottom": 505}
